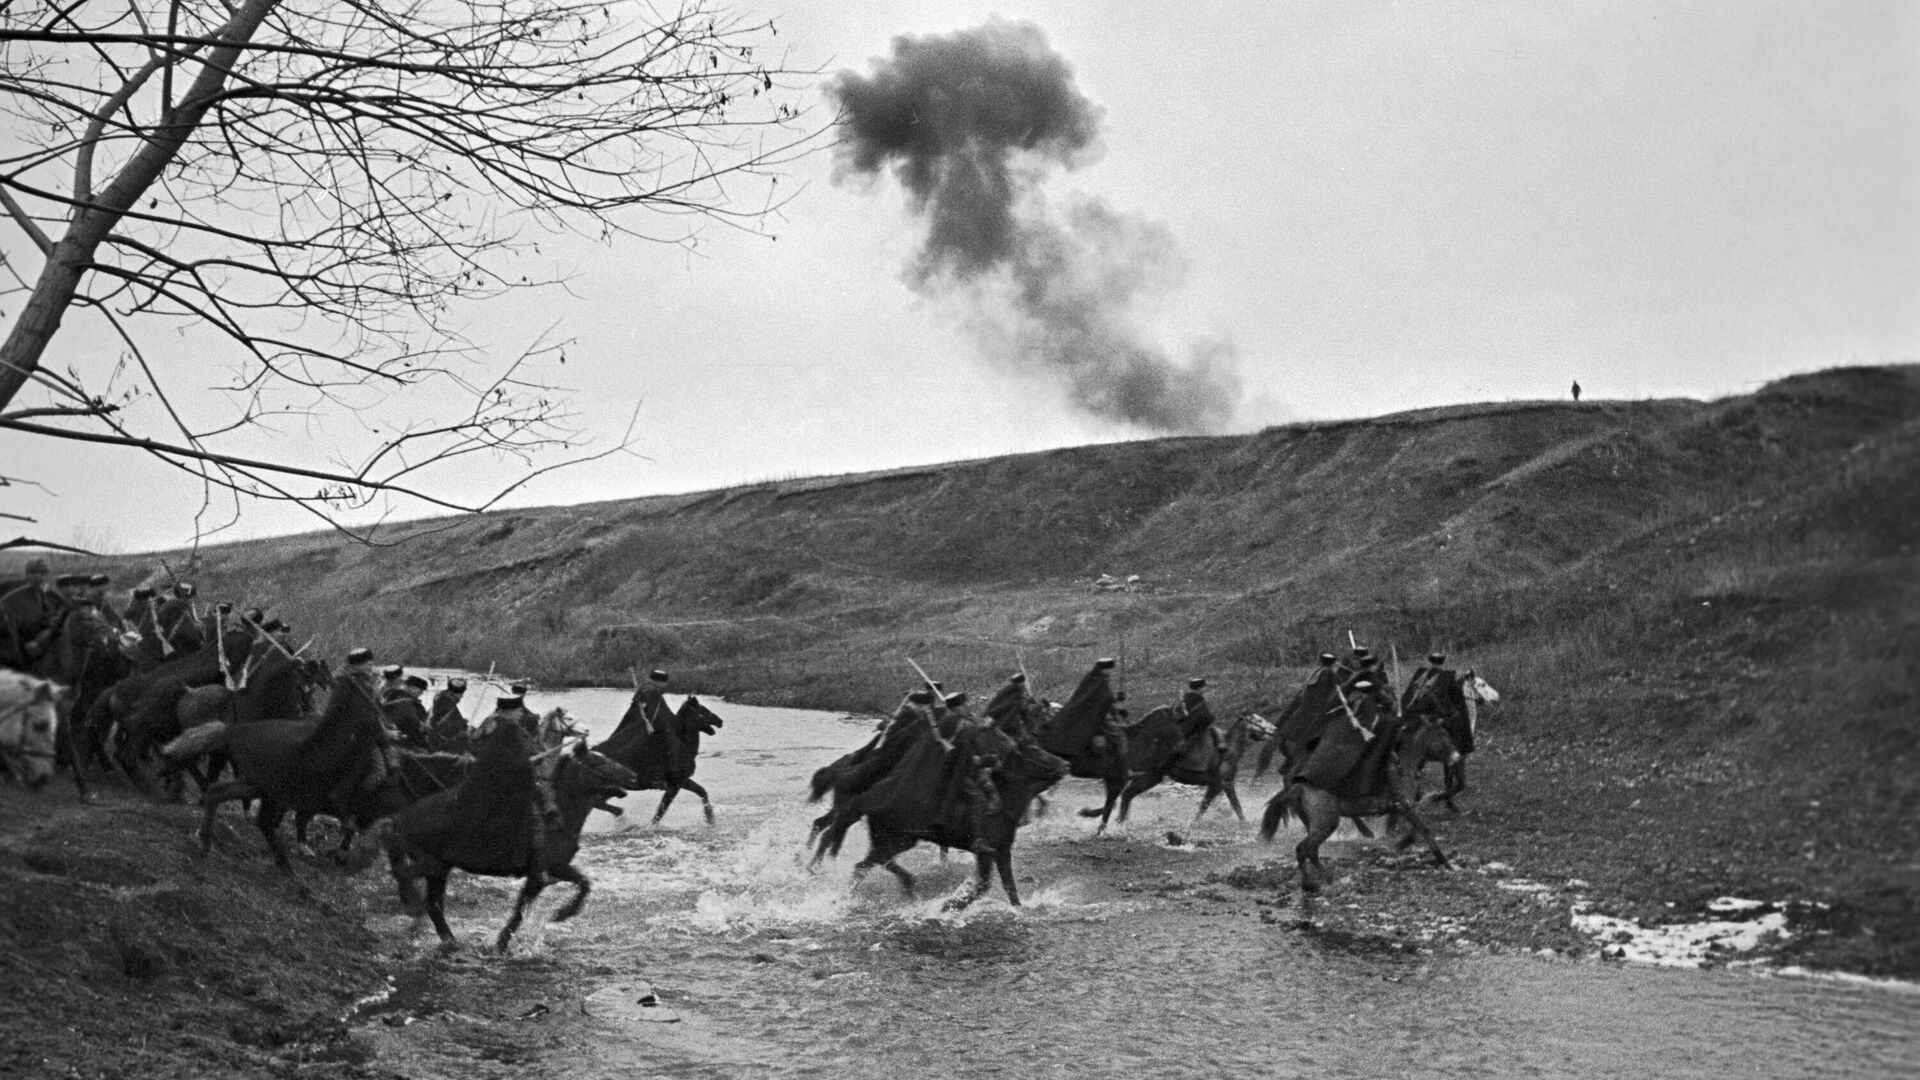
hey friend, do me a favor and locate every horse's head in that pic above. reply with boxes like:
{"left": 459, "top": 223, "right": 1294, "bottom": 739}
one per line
{"left": 1462, "top": 670, "right": 1499, "bottom": 704}
{"left": 552, "top": 739, "right": 638, "bottom": 797}
{"left": 0, "top": 672, "right": 63, "bottom": 788}
{"left": 677, "top": 695, "right": 723, "bottom": 736}
{"left": 998, "top": 734, "right": 1069, "bottom": 789}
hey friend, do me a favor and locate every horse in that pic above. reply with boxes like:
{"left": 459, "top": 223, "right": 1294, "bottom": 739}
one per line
{"left": 164, "top": 670, "right": 390, "bottom": 871}
{"left": 290, "top": 747, "right": 472, "bottom": 860}
{"left": 85, "top": 621, "right": 257, "bottom": 793}
{"left": 0, "top": 669, "right": 63, "bottom": 788}
{"left": 384, "top": 739, "right": 635, "bottom": 952}
{"left": 817, "top": 724, "right": 1068, "bottom": 910}
{"left": 1413, "top": 671, "right": 1498, "bottom": 812}
{"left": 1076, "top": 695, "right": 1219, "bottom": 832}
{"left": 1258, "top": 715, "right": 1461, "bottom": 901}
{"left": 593, "top": 695, "right": 725, "bottom": 825}
{"left": 1081, "top": 711, "right": 1275, "bottom": 824}
{"left": 807, "top": 701, "right": 943, "bottom": 841}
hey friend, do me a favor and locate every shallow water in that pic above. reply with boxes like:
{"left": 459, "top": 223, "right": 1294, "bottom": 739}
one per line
{"left": 371, "top": 688, "right": 1920, "bottom": 1079}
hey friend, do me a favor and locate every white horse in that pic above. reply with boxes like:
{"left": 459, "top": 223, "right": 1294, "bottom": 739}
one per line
{"left": 1428, "top": 670, "right": 1499, "bottom": 811}
{"left": 0, "top": 669, "right": 63, "bottom": 788}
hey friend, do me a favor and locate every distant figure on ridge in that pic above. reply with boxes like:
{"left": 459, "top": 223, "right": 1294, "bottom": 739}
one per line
{"left": 1572, "top": 380, "right": 1582, "bottom": 402}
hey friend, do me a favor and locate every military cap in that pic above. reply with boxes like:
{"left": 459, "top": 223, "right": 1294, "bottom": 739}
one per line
{"left": 22, "top": 557, "right": 50, "bottom": 576}
{"left": 942, "top": 692, "right": 969, "bottom": 709}
{"left": 1352, "top": 647, "right": 1372, "bottom": 660}
{"left": 907, "top": 689, "right": 936, "bottom": 705}
{"left": 1094, "top": 658, "right": 1117, "bottom": 670}
{"left": 242, "top": 607, "right": 264, "bottom": 623}
{"left": 1319, "top": 653, "right": 1336, "bottom": 665}
{"left": 1009, "top": 672, "right": 1026, "bottom": 685}
{"left": 381, "top": 664, "right": 404, "bottom": 679}
{"left": 494, "top": 696, "right": 524, "bottom": 710}
{"left": 1351, "top": 679, "right": 1375, "bottom": 691}
{"left": 88, "top": 573, "right": 111, "bottom": 587}
{"left": 1187, "top": 677, "right": 1207, "bottom": 690}
{"left": 346, "top": 647, "right": 373, "bottom": 665}
{"left": 173, "top": 582, "right": 195, "bottom": 598}
{"left": 404, "top": 674, "right": 430, "bottom": 691}
{"left": 262, "top": 619, "right": 286, "bottom": 633}
{"left": 215, "top": 601, "right": 233, "bottom": 615}
{"left": 649, "top": 669, "right": 670, "bottom": 683}
{"left": 55, "top": 573, "right": 89, "bottom": 588}
{"left": 133, "top": 586, "right": 155, "bottom": 599}
{"left": 446, "top": 677, "right": 468, "bottom": 692}
{"left": 1428, "top": 653, "right": 1447, "bottom": 665}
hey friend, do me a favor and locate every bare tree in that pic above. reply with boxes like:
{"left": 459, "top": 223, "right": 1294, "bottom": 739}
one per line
{"left": 0, "top": 0, "right": 817, "bottom": 541}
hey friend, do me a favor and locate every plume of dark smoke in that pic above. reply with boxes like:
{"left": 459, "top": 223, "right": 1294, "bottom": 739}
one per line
{"left": 827, "top": 19, "right": 1242, "bottom": 434}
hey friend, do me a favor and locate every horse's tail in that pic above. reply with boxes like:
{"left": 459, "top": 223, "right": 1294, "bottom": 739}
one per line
{"left": 127, "top": 678, "right": 189, "bottom": 741}
{"left": 807, "top": 762, "right": 837, "bottom": 804}
{"left": 1252, "top": 737, "right": 1280, "bottom": 780}
{"left": 160, "top": 720, "right": 228, "bottom": 764}
{"left": 1075, "top": 806, "right": 1106, "bottom": 818}
{"left": 1257, "top": 786, "right": 1294, "bottom": 843}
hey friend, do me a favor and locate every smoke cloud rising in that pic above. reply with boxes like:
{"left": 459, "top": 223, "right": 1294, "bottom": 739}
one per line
{"left": 827, "top": 19, "right": 1242, "bottom": 433}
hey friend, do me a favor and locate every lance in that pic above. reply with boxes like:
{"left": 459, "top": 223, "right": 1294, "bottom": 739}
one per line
{"left": 216, "top": 605, "right": 233, "bottom": 691}
{"left": 906, "top": 656, "right": 941, "bottom": 695}
{"left": 1390, "top": 642, "right": 1404, "bottom": 718}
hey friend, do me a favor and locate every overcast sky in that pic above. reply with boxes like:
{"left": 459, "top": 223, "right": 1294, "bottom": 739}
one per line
{"left": 5, "top": 0, "right": 1916, "bottom": 555}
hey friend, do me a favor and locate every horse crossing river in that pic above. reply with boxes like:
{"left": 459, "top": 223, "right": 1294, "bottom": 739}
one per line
{"left": 354, "top": 686, "right": 1920, "bottom": 1078}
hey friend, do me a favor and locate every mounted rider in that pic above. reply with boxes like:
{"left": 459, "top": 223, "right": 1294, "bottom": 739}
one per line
{"left": 630, "top": 669, "right": 672, "bottom": 737}
{"left": 1293, "top": 676, "right": 1393, "bottom": 796}
{"left": 327, "top": 647, "right": 396, "bottom": 818}
{"left": 476, "top": 685, "right": 561, "bottom": 841}
{"left": 1403, "top": 651, "right": 1474, "bottom": 754}
{"left": 983, "top": 671, "right": 1040, "bottom": 744}
{"left": 1179, "top": 676, "right": 1221, "bottom": 756}
{"left": 427, "top": 677, "right": 469, "bottom": 753}
{"left": 1046, "top": 657, "right": 1130, "bottom": 772}
{"left": 383, "top": 674, "right": 432, "bottom": 749}
{"left": 154, "top": 582, "right": 204, "bottom": 654}
{"left": 0, "top": 557, "right": 70, "bottom": 667}
{"left": 378, "top": 664, "right": 408, "bottom": 705}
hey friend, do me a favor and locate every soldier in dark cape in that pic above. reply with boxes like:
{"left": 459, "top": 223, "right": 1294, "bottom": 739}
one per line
{"left": 427, "top": 677, "right": 469, "bottom": 754}
{"left": 324, "top": 648, "right": 394, "bottom": 815}
{"left": 1180, "top": 677, "right": 1222, "bottom": 756}
{"left": 155, "top": 582, "right": 203, "bottom": 654}
{"left": 982, "top": 672, "right": 1039, "bottom": 743}
{"left": 383, "top": 674, "right": 432, "bottom": 749}
{"left": 0, "top": 557, "right": 70, "bottom": 666}
{"left": 378, "top": 664, "right": 408, "bottom": 705}
{"left": 1403, "top": 652, "right": 1473, "bottom": 753}
{"left": 451, "top": 698, "right": 547, "bottom": 877}
{"left": 1039, "top": 658, "right": 1129, "bottom": 771}
{"left": 1294, "top": 678, "right": 1393, "bottom": 796}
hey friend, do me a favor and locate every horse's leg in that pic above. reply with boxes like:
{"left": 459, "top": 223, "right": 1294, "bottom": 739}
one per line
{"left": 195, "top": 777, "right": 257, "bottom": 854}
{"left": 650, "top": 786, "right": 679, "bottom": 825}
{"left": 59, "top": 708, "right": 92, "bottom": 803}
{"left": 425, "top": 871, "right": 458, "bottom": 947}
{"left": 549, "top": 864, "right": 592, "bottom": 922}
{"left": 676, "top": 777, "right": 714, "bottom": 824}
{"left": 942, "top": 852, "right": 994, "bottom": 912}
{"left": 1222, "top": 781, "right": 1246, "bottom": 823}
{"left": 497, "top": 874, "right": 549, "bottom": 954}
{"left": 1295, "top": 790, "right": 1340, "bottom": 896}
{"left": 994, "top": 846, "right": 1019, "bottom": 907}
{"left": 255, "top": 798, "right": 296, "bottom": 872}
{"left": 1094, "top": 776, "right": 1123, "bottom": 834}
{"left": 879, "top": 859, "right": 916, "bottom": 899}
{"left": 1394, "top": 803, "right": 1450, "bottom": 868}
{"left": 386, "top": 836, "right": 425, "bottom": 915}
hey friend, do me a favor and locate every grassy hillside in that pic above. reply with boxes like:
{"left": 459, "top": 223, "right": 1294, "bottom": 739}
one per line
{"left": 17, "top": 363, "right": 1919, "bottom": 973}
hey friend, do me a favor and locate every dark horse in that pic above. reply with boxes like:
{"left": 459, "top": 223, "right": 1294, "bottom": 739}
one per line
{"left": 1258, "top": 714, "right": 1460, "bottom": 901}
{"left": 806, "top": 698, "right": 942, "bottom": 841}
{"left": 592, "top": 694, "right": 724, "bottom": 825}
{"left": 1080, "top": 711, "right": 1274, "bottom": 824}
{"left": 1075, "top": 697, "right": 1220, "bottom": 832}
{"left": 1406, "top": 669, "right": 1496, "bottom": 813}
{"left": 167, "top": 670, "right": 388, "bottom": 871}
{"left": 814, "top": 723, "right": 1068, "bottom": 910}
{"left": 385, "top": 738, "right": 635, "bottom": 952}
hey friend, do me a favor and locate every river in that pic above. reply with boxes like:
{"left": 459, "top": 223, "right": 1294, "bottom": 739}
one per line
{"left": 353, "top": 686, "right": 1920, "bottom": 1079}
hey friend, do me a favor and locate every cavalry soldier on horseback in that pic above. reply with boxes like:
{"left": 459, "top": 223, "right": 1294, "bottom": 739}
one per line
{"left": 378, "top": 664, "right": 408, "bottom": 705}
{"left": 1181, "top": 677, "right": 1222, "bottom": 756}
{"left": 1, "top": 557, "right": 71, "bottom": 666}
{"left": 1066, "top": 658, "right": 1131, "bottom": 773}
{"left": 384, "top": 674, "right": 432, "bottom": 749}
{"left": 942, "top": 691, "right": 1007, "bottom": 855}
{"left": 983, "top": 671, "right": 1039, "bottom": 743}
{"left": 1294, "top": 677, "right": 1390, "bottom": 794}
{"left": 428, "top": 677, "right": 469, "bottom": 753}
{"left": 329, "top": 647, "right": 397, "bottom": 817}
{"left": 1402, "top": 652, "right": 1452, "bottom": 713}
{"left": 631, "top": 669, "right": 672, "bottom": 736}
{"left": 476, "top": 687, "right": 561, "bottom": 851}
{"left": 155, "top": 582, "right": 203, "bottom": 653}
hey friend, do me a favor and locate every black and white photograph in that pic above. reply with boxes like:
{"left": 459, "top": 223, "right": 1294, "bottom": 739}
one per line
{"left": 2, "top": 2, "right": 1915, "bottom": 1077}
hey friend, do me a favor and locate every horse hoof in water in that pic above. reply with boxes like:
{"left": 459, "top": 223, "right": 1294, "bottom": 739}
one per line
{"left": 702, "top": 804, "right": 715, "bottom": 825}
